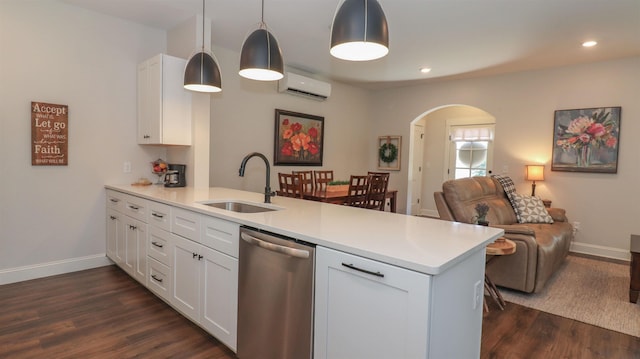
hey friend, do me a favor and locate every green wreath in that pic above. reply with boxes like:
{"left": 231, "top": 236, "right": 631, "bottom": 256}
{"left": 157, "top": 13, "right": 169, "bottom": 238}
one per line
{"left": 379, "top": 143, "right": 398, "bottom": 163}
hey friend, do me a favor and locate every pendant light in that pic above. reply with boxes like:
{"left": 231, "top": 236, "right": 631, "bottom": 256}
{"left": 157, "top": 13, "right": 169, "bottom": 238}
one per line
{"left": 184, "top": 0, "right": 222, "bottom": 93}
{"left": 330, "top": 0, "right": 389, "bottom": 61}
{"left": 239, "top": 0, "right": 284, "bottom": 81}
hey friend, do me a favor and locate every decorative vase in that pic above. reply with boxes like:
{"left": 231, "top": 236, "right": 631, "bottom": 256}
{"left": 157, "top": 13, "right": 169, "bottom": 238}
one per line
{"left": 577, "top": 145, "right": 591, "bottom": 167}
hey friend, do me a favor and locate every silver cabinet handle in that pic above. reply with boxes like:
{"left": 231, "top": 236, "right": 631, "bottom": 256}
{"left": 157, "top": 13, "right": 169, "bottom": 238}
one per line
{"left": 341, "top": 262, "right": 385, "bottom": 278}
{"left": 128, "top": 205, "right": 139, "bottom": 210}
{"left": 151, "top": 241, "right": 163, "bottom": 248}
{"left": 151, "top": 274, "right": 163, "bottom": 283}
{"left": 151, "top": 212, "right": 164, "bottom": 219}
{"left": 110, "top": 198, "right": 119, "bottom": 203}
{"left": 241, "top": 232, "right": 309, "bottom": 259}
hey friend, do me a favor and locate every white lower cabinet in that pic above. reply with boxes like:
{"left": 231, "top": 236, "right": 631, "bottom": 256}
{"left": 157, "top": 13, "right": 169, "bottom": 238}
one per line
{"left": 314, "top": 246, "right": 431, "bottom": 359}
{"left": 106, "top": 191, "right": 239, "bottom": 352}
{"left": 106, "top": 208, "right": 124, "bottom": 265}
{"left": 171, "top": 227, "right": 238, "bottom": 352}
{"left": 148, "top": 257, "right": 172, "bottom": 301}
{"left": 122, "top": 215, "right": 147, "bottom": 285}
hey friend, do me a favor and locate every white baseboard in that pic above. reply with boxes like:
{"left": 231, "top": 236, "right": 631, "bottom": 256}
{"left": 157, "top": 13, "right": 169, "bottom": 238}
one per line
{"left": 0, "top": 254, "right": 113, "bottom": 285}
{"left": 570, "top": 241, "right": 630, "bottom": 262}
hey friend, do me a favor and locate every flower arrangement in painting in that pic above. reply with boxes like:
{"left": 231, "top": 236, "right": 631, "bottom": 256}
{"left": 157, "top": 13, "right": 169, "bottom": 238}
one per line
{"left": 279, "top": 117, "right": 321, "bottom": 161}
{"left": 555, "top": 109, "right": 618, "bottom": 167}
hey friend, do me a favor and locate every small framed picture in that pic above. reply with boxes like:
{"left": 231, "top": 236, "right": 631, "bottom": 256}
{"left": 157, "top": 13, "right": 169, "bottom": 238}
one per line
{"left": 378, "top": 136, "right": 401, "bottom": 171}
{"left": 551, "top": 107, "right": 621, "bottom": 173}
{"left": 274, "top": 109, "right": 324, "bottom": 166}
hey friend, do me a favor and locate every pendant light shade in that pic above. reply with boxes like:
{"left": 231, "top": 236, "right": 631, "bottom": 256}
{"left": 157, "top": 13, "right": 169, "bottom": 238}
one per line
{"left": 184, "top": 0, "right": 222, "bottom": 93}
{"left": 239, "top": 28, "right": 284, "bottom": 81}
{"left": 239, "top": 0, "right": 284, "bottom": 81}
{"left": 330, "top": 0, "right": 389, "bottom": 61}
{"left": 184, "top": 51, "right": 222, "bottom": 92}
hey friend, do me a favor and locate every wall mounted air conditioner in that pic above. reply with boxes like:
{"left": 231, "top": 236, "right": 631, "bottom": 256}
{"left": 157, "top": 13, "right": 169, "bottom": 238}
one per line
{"left": 278, "top": 72, "right": 331, "bottom": 101}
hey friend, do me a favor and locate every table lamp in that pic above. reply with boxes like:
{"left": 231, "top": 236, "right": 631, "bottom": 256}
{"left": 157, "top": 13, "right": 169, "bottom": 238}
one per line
{"left": 525, "top": 165, "right": 545, "bottom": 196}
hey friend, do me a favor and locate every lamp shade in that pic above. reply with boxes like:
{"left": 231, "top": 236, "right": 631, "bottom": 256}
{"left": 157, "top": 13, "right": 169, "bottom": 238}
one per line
{"left": 526, "top": 165, "right": 545, "bottom": 181}
{"left": 184, "top": 51, "right": 222, "bottom": 93}
{"left": 330, "top": 0, "right": 389, "bottom": 61}
{"left": 239, "top": 28, "right": 284, "bottom": 81}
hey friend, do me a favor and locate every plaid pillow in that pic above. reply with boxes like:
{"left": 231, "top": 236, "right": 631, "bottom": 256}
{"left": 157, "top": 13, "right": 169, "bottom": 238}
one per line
{"left": 491, "top": 174, "right": 521, "bottom": 222}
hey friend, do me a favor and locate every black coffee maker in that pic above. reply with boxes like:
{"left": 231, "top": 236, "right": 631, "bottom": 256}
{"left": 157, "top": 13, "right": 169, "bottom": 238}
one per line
{"left": 164, "top": 164, "right": 186, "bottom": 187}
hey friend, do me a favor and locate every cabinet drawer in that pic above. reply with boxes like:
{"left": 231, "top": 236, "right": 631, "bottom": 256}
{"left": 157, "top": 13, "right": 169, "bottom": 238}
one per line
{"left": 123, "top": 194, "right": 148, "bottom": 222}
{"left": 148, "top": 201, "right": 171, "bottom": 232}
{"left": 148, "top": 226, "right": 173, "bottom": 266}
{"left": 201, "top": 216, "right": 240, "bottom": 258}
{"left": 172, "top": 207, "right": 201, "bottom": 241}
{"left": 147, "top": 257, "right": 172, "bottom": 302}
{"left": 106, "top": 190, "right": 125, "bottom": 212}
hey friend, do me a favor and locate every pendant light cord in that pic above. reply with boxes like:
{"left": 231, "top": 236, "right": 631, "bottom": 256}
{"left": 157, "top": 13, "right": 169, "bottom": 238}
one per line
{"left": 260, "top": 0, "right": 266, "bottom": 29}
{"left": 201, "top": 0, "right": 205, "bottom": 51}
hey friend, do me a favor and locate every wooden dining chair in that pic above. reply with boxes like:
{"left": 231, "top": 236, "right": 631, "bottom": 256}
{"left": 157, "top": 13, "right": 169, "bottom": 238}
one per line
{"left": 364, "top": 172, "right": 390, "bottom": 211}
{"left": 292, "top": 170, "right": 314, "bottom": 192}
{"left": 345, "top": 175, "right": 369, "bottom": 208}
{"left": 314, "top": 170, "right": 334, "bottom": 190}
{"left": 278, "top": 173, "right": 303, "bottom": 198}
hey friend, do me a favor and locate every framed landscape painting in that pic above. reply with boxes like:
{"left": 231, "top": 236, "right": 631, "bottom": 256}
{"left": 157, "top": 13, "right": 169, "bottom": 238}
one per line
{"left": 274, "top": 109, "right": 324, "bottom": 166}
{"left": 551, "top": 106, "right": 621, "bottom": 173}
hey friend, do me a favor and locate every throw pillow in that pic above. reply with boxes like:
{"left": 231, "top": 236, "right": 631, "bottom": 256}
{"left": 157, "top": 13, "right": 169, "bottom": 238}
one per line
{"left": 512, "top": 193, "right": 554, "bottom": 224}
{"left": 491, "top": 174, "right": 522, "bottom": 223}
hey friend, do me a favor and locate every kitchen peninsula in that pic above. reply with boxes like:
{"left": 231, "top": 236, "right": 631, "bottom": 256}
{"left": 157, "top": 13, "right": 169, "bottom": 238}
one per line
{"left": 105, "top": 184, "right": 503, "bottom": 358}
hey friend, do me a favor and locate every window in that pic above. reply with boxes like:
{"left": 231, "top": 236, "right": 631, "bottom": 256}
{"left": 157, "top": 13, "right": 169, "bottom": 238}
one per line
{"left": 448, "top": 124, "right": 494, "bottom": 180}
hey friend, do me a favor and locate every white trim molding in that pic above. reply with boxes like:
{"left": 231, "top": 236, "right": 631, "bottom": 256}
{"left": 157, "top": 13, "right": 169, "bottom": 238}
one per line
{"left": 570, "top": 241, "right": 630, "bottom": 262}
{"left": 0, "top": 254, "right": 113, "bottom": 285}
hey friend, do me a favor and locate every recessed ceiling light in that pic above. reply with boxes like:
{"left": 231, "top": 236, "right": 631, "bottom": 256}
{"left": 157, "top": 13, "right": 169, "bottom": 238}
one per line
{"left": 582, "top": 40, "right": 597, "bottom": 47}
{"left": 420, "top": 67, "right": 432, "bottom": 74}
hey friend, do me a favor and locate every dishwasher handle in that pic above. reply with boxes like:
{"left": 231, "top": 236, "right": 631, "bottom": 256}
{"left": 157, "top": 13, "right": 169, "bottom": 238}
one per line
{"left": 241, "top": 232, "right": 310, "bottom": 259}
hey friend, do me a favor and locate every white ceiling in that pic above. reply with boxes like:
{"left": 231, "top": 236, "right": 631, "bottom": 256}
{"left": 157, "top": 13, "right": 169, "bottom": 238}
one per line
{"left": 62, "top": 0, "right": 640, "bottom": 89}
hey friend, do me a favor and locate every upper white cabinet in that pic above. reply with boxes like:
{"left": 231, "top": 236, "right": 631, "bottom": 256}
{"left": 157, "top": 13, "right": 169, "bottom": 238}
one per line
{"left": 137, "top": 54, "right": 192, "bottom": 145}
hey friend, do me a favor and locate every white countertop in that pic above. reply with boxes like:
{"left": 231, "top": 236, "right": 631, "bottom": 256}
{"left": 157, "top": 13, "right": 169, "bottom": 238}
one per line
{"left": 106, "top": 184, "right": 504, "bottom": 275}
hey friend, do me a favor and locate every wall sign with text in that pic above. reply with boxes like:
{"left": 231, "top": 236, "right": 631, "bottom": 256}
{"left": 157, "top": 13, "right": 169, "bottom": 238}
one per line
{"left": 31, "top": 101, "right": 68, "bottom": 166}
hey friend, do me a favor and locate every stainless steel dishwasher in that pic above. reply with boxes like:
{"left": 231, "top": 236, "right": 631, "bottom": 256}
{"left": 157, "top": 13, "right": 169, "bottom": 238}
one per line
{"left": 237, "top": 226, "right": 315, "bottom": 359}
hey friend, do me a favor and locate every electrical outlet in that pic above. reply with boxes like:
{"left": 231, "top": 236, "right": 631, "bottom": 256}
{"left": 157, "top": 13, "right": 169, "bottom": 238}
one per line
{"left": 123, "top": 161, "right": 131, "bottom": 173}
{"left": 473, "top": 280, "right": 483, "bottom": 310}
{"left": 573, "top": 221, "right": 580, "bottom": 231}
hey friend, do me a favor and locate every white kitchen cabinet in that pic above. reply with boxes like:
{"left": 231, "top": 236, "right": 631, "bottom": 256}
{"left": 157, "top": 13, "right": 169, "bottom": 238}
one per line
{"left": 314, "top": 246, "right": 430, "bottom": 359}
{"left": 171, "top": 233, "right": 201, "bottom": 321}
{"left": 122, "top": 215, "right": 147, "bottom": 285}
{"left": 170, "top": 232, "right": 238, "bottom": 352}
{"left": 315, "top": 246, "right": 486, "bottom": 359}
{"left": 137, "top": 53, "right": 192, "bottom": 145}
{"left": 106, "top": 208, "right": 124, "bottom": 265}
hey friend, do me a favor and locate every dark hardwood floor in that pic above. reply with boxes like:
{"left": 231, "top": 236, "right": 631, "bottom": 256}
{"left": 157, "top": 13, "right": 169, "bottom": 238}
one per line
{"left": 1, "top": 265, "right": 639, "bottom": 358}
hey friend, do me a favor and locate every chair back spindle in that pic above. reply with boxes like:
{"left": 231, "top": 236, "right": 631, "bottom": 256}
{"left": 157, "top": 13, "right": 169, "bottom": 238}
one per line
{"left": 278, "top": 173, "right": 304, "bottom": 198}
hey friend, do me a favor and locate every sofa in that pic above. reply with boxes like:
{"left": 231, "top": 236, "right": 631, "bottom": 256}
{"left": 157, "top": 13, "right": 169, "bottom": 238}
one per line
{"left": 434, "top": 176, "right": 573, "bottom": 293}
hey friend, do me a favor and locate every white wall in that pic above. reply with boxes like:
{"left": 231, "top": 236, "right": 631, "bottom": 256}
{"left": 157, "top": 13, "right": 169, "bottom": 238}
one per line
{"left": 370, "top": 57, "right": 640, "bottom": 259}
{"left": 0, "top": 1, "right": 168, "bottom": 283}
{"left": 207, "top": 47, "right": 372, "bottom": 193}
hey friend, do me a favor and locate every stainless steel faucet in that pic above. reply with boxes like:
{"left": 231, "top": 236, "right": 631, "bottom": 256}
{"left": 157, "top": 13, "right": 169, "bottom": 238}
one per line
{"left": 239, "top": 152, "right": 275, "bottom": 203}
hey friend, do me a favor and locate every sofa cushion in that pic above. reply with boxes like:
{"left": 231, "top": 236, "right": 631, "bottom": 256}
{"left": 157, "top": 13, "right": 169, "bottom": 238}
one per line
{"left": 512, "top": 194, "right": 554, "bottom": 223}
{"left": 442, "top": 176, "right": 518, "bottom": 225}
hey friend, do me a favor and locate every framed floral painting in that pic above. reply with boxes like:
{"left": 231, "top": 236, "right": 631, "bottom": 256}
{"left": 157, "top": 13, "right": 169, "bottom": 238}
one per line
{"left": 274, "top": 109, "right": 324, "bottom": 166}
{"left": 551, "top": 106, "right": 621, "bottom": 173}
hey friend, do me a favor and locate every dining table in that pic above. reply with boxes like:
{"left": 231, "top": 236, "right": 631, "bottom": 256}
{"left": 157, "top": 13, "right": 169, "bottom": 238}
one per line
{"left": 297, "top": 188, "right": 398, "bottom": 213}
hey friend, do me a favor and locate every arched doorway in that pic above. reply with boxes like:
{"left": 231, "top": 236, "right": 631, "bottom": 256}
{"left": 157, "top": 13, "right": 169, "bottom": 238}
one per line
{"left": 406, "top": 105, "right": 496, "bottom": 216}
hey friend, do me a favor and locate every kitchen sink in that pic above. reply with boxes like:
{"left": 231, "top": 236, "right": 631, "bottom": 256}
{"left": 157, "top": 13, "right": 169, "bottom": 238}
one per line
{"left": 198, "top": 200, "right": 280, "bottom": 213}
